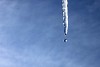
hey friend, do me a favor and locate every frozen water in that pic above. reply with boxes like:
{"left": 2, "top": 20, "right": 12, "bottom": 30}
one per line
{"left": 62, "top": 0, "right": 68, "bottom": 42}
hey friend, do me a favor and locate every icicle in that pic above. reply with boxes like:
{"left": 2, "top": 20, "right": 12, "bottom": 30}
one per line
{"left": 62, "top": 0, "right": 68, "bottom": 42}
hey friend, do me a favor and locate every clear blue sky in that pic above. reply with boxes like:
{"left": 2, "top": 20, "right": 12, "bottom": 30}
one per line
{"left": 0, "top": 0, "right": 100, "bottom": 67}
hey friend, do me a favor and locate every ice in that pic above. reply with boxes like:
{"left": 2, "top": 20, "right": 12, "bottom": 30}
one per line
{"left": 62, "top": 0, "right": 68, "bottom": 42}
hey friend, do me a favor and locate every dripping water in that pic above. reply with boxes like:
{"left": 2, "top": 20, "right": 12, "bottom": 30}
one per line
{"left": 62, "top": 0, "right": 68, "bottom": 42}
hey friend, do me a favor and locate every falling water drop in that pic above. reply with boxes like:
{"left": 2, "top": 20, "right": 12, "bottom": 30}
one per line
{"left": 64, "top": 39, "right": 67, "bottom": 42}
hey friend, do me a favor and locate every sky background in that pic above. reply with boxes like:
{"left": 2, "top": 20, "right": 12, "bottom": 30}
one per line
{"left": 0, "top": 0, "right": 100, "bottom": 67}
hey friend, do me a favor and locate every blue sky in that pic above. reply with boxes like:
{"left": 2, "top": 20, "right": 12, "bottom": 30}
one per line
{"left": 0, "top": 0, "right": 100, "bottom": 67}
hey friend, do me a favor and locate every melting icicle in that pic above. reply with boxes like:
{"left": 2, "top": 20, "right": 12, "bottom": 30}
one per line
{"left": 62, "top": 0, "right": 68, "bottom": 42}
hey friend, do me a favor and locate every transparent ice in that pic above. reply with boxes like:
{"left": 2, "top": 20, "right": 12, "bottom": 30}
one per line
{"left": 62, "top": 0, "right": 68, "bottom": 42}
